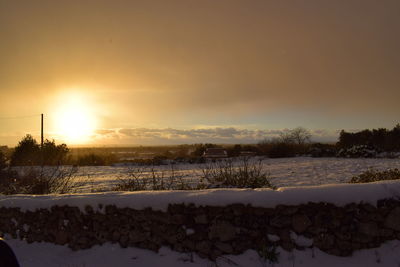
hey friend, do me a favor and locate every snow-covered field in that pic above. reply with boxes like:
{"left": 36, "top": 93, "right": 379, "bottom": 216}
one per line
{"left": 6, "top": 157, "right": 400, "bottom": 267}
{"left": 69, "top": 157, "right": 400, "bottom": 192}
{"left": 5, "top": 238, "right": 400, "bottom": 267}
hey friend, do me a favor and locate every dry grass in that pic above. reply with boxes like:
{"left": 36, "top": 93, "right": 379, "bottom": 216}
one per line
{"left": 349, "top": 168, "right": 400, "bottom": 183}
{"left": 113, "top": 157, "right": 275, "bottom": 191}
{"left": 0, "top": 166, "right": 88, "bottom": 194}
{"left": 201, "top": 157, "right": 275, "bottom": 189}
{"left": 113, "top": 165, "right": 194, "bottom": 191}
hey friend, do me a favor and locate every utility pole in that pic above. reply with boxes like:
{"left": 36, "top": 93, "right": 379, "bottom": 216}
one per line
{"left": 41, "top": 113, "right": 44, "bottom": 148}
{"left": 41, "top": 113, "right": 44, "bottom": 167}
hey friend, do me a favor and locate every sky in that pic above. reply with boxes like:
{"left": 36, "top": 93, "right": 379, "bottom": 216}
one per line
{"left": 0, "top": 0, "right": 399, "bottom": 146}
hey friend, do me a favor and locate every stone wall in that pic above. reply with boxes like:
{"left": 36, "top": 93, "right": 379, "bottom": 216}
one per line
{"left": 0, "top": 199, "right": 400, "bottom": 259}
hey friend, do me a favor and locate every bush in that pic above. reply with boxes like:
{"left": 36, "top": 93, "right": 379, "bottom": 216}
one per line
{"left": 113, "top": 166, "right": 192, "bottom": 191}
{"left": 113, "top": 157, "right": 275, "bottom": 191}
{"left": 258, "top": 243, "right": 280, "bottom": 264}
{"left": 349, "top": 168, "right": 400, "bottom": 183}
{"left": 338, "top": 124, "right": 400, "bottom": 152}
{"left": 0, "top": 166, "right": 84, "bottom": 194}
{"left": 201, "top": 157, "right": 275, "bottom": 189}
{"left": 42, "top": 140, "right": 69, "bottom": 165}
{"left": 337, "top": 145, "right": 378, "bottom": 158}
{"left": 10, "top": 135, "right": 69, "bottom": 166}
{"left": 10, "top": 135, "right": 40, "bottom": 166}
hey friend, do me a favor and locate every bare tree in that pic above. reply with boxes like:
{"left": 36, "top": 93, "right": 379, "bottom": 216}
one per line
{"left": 289, "top": 127, "right": 312, "bottom": 144}
{"left": 279, "top": 130, "right": 295, "bottom": 144}
{"left": 277, "top": 127, "right": 312, "bottom": 144}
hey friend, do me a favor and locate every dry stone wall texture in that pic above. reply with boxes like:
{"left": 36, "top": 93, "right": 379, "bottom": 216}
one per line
{"left": 1, "top": 199, "right": 400, "bottom": 259}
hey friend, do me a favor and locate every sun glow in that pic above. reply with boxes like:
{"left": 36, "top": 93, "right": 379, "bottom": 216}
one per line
{"left": 52, "top": 91, "right": 97, "bottom": 144}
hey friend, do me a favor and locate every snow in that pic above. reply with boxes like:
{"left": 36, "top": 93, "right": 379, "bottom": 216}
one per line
{"left": 185, "top": 228, "right": 195, "bottom": 235}
{"left": 5, "top": 238, "right": 400, "bottom": 267}
{"left": 3, "top": 157, "right": 400, "bottom": 266}
{"left": 290, "top": 232, "right": 313, "bottom": 247}
{"left": 55, "top": 157, "right": 400, "bottom": 192}
{"left": 1, "top": 180, "right": 400, "bottom": 212}
{"left": 13, "top": 157, "right": 400, "bottom": 192}
{"left": 267, "top": 234, "right": 280, "bottom": 242}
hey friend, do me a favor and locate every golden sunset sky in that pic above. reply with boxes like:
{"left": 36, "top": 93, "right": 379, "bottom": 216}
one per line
{"left": 0, "top": 0, "right": 399, "bottom": 145}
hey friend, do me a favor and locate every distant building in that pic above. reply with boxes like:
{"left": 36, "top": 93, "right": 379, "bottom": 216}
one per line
{"left": 202, "top": 148, "right": 228, "bottom": 159}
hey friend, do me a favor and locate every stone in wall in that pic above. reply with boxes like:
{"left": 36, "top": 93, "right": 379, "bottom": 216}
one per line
{"left": 0, "top": 199, "right": 399, "bottom": 260}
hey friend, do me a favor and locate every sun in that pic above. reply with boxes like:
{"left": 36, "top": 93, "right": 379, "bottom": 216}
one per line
{"left": 53, "top": 91, "right": 97, "bottom": 144}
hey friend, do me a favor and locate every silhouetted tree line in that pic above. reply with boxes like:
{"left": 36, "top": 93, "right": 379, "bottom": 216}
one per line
{"left": 10, "top": 135, "right": 69, "bottom": 166}
{"left": 257, "top": 127, "right": 313, "bottom": 158}
{"left": 0, "top": 151, "right": 6, "bottom": 170}
{"left": 3, "top": 125, "right": 399, "bottom": 168}
{"left": 337, "top": 124, "right": 400, "bottom": 152}
{"left": 1, "top": 135, "right": 117, "bottom": 167}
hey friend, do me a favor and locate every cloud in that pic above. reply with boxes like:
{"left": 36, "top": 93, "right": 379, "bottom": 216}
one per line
{"left": 92, "top": 127, "right": 339, "bottom": 145}
{"left": 95, "top": 129, "right": 115, "bottom": 135}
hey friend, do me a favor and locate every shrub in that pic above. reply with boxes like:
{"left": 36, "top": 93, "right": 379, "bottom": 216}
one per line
{"left": 349, "top": 168, "right": 400, "bottom": 183}
{"left": 201, "top": 157, "right": 275, "bottom": 189}
{"left": 10, "top": 135, "right": 69, "bottom": 166}
{"left": 113, "top": 167, "right": 149, "bottom": 191}
{"left": 113, "top": 165, "right": 192, "bottom": 191}
{"left": 338, "top": 124, "right": 400, "bottom": 152}
{"left": 0, "top": 166, "right": 84, "bottom": 194}
{"left": 258, "top": 243, "right": 280, "bottom": 264}
{"left": 337, "top": 145, "right": 378, "bottom": 158}
{"left": 10, "top": 135, "right": 40, "bottom": 166}
{"left": 41, "top": 140, "right": 69, "bottom": 165}
{"left": 113, "top": 157, "right": 274, "bottom": 191}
